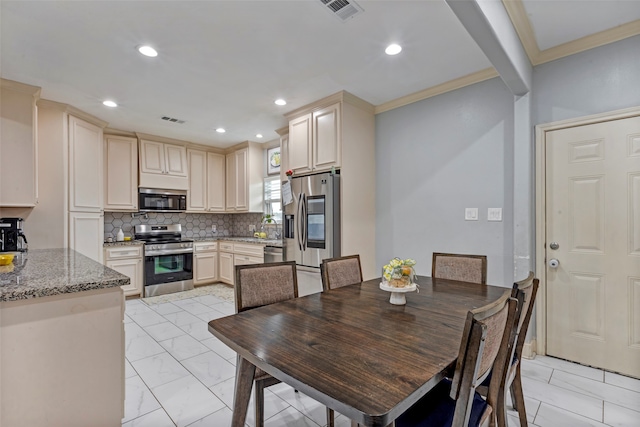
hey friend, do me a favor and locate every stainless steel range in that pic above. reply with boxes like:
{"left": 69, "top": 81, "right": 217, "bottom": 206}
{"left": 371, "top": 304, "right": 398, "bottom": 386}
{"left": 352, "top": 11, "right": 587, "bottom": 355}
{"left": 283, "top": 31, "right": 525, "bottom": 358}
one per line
{"left": 135, "top": 224, "right": 193, "bottom": 297}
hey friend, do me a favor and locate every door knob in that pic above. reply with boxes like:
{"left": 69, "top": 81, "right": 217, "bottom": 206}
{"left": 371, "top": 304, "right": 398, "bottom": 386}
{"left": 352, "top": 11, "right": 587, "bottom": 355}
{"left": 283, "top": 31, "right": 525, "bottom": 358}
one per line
{"left": 548, "top": 258, "right": 560, "bottom": 268}
{"left": 549, "top": 242, "right": 559, "bottom": 250}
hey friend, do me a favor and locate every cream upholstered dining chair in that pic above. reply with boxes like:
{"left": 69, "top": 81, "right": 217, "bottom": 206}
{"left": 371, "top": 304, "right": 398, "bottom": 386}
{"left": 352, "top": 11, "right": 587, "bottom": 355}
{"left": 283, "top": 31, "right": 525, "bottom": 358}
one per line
{"left": 432, "top": 252, "right": 487, "bottom": 284}
{"left": 395, "top": 292, "right": 519, "bottom": 427}
{"left": 234, "top": 261, "right": 299, "bottom": 427}
{"left": 320, "top": 254, "right": 363, "bottom": 291}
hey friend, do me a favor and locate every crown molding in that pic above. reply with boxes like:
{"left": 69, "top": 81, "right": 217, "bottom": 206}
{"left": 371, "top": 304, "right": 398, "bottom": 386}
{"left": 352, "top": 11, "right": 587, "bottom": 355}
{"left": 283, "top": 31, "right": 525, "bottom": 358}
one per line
{"left": 1, "top": 78, "right": 41, "bottom": 97}
{"left": 284, "top": 90, "right": 374, "bottom": 119}
{"left": 374, "top": 68, "right": 499, "bottom": 114}
{"left": 501, "top": 0, "right": 540, "bottom": 63}
{"left": 275, "top": 126, "right": 289, "bottom": 136}
{"left": 37, "top": 98, "right": 108, "bottom": 128}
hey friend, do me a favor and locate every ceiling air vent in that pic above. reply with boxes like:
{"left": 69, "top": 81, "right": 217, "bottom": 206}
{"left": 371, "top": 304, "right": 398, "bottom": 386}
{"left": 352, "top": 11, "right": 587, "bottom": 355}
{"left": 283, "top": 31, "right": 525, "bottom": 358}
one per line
{"left": 161, "top": 116, "right": 185, "bottom": 124}
{"left": 319, "top": 0, "right": 363, "bottom": 22}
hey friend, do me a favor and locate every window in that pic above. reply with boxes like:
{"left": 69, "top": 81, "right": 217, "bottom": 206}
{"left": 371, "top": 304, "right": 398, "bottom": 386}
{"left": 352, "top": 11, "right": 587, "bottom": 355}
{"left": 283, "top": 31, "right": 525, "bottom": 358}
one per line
{"left": 264, "top": 177, "right": 282, "bottom": 223}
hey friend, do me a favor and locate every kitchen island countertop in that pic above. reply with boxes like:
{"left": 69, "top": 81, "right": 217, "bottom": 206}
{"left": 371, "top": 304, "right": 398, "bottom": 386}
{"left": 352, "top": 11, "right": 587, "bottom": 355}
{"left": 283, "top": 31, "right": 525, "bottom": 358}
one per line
{"left": 0, "top": 248, "right": 129, "bottom": 302}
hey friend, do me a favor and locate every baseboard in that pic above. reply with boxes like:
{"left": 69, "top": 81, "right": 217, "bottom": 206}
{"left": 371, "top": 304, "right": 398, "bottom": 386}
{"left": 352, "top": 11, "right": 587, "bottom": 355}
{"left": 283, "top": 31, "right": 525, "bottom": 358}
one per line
{"left": 522, "top": 339, "right": 537, "bottom": 359}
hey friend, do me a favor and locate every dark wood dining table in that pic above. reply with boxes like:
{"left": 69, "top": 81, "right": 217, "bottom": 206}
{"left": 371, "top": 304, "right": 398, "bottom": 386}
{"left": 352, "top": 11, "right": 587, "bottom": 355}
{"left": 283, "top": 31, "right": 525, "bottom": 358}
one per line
{"left": 208, "top": 275, "right": 509, "bottom": 427}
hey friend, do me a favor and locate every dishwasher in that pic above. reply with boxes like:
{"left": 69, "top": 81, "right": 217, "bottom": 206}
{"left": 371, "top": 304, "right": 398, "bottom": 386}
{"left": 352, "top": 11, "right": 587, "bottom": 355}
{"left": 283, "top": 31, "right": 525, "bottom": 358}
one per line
{"left": 264, "top": 246, "right": 283, "bottom": 263}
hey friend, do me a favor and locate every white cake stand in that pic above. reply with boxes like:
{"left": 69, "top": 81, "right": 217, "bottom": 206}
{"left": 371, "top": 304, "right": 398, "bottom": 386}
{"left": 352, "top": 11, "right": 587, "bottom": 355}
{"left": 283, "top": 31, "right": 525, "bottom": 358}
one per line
{"left": 379, "top": 282, "right": 417, "bottom": 305}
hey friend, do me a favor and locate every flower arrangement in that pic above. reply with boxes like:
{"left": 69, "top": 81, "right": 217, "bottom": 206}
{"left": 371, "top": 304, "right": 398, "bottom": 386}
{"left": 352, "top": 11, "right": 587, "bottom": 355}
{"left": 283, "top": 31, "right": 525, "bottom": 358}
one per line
{"left": 285, "top": 169, "right": 293, "bottom": 177}
{"left": 382, "top": 257, "right": 417, "bottom": 288}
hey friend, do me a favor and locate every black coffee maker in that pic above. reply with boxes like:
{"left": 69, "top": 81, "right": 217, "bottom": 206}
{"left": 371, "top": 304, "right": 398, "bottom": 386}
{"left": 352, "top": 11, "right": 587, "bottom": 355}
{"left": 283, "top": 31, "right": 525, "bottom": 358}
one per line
{"left": 0, "top": 217, "right": 28, "bottom": 252}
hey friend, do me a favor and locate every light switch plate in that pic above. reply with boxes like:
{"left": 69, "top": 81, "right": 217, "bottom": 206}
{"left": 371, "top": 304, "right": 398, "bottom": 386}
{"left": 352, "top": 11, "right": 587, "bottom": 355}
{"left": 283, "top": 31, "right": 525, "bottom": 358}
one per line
{"left": 465, "top": 208, "right": 478, "bottom": 221}
{"left": 488, "top": 208, "right": 502, "bottom": 221}
{"left": 249, "top": 224, "right": 256, "bottom": 232}
{"left": 211, "top": 225, "right": 217, "bottom": 233}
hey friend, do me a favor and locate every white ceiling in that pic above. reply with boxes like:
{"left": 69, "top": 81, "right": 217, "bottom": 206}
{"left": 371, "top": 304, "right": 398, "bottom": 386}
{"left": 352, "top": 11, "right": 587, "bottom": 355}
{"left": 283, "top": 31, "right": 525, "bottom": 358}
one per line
{"left": 2, "top": 0, "right": 639, "bottom": 148}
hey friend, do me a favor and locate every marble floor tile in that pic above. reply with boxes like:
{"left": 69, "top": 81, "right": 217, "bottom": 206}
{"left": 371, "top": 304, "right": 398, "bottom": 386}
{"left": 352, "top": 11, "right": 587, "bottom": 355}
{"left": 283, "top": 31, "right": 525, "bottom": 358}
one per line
{"left": 148, "top": 302, "right": 184, "bottom": 316}
{"left": 131, "top": 352, "right": 192, "bottom": 389}
{"left": 192, "top": 294, "right": 227, "bottom": 307}
{"left": 263, "top": 405, "right": 321, "bottom": 427}
{"left": 173, "top": 300, "right": 213, "bottom": 315}
{"left": 144, "top": 321, "right": 187, "bottom": 342}
{"left": 549, "top": 369, "right": 640, "bottom": 412}
{"left": 209, "top": 301, "right": 235, "bottom": 316}
{"left": 122, "top": 408, "right": 176, "bottom": 427}
{"left": 125, "top": 321, "right": 151, "bottom": 340}
{"left": 128, "top": 309, "right": 167, "bottom": 327}
{"left": 201, "top": 336, "right": 236, "bottom": 360}
{"left": 124, "top": 314, "right": 133, "bottom": 324}
{"left": 163, "top": 310, "right": 202, "bottom": 327}
{"left": 533, "top": 403, "right": 608, "bottom": 427}
{"left": 123, "top": 375, "right": 162, "bottom": 423}
{"left": 185, "top": 406, "right": 236, "bottom": 427}
{"left": 126, "top": 301, "right": 155, "bottom": 317}
{"left": 525, "top": 355, "right": 604, "bottom": 382}
{"left": 159, "top": 334, "right": 210, "bottom": 361}
{"left": 268, "top": 382, "right": 331, "bottom": 426}
{"left": 248, "top": 389, "right": 294, "bottom": 427}
{"left": 605, "top": 371, "right": 640, "bottom": 393}
{"left": 179, "top": 319, "right": 215, "bottom": 341}
{"left": 125, "top": 358, "right": 137, "bottom": 379}
{"left": 505, "top": 393, "right": 541, "bottom": 423}
{"left": 196, "top": 308, "right": 228, "bottom": 322}
{"left": 521, "top": 359, "right": 553, "bottom": 383}
{"left": 521, "top": 376, "right": 603, "bottom": 421}
{"left": 209, "top": 377, "right": 237, "bottom": 408}
{"left": 603, "top": 401, "right": 640, "bottom": 427}
{"left": 152, "top": 375, "right": 226, "bottom": 427}
{"left": 180, "top": 350, "right": 236, "bottom": 387}
{"left": 126, "top": 335, "right": 167, "bottom": 362}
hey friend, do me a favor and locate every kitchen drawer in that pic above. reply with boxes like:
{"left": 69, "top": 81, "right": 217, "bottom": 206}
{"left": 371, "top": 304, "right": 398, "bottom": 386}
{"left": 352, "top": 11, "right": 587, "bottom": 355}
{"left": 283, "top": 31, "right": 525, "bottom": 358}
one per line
{"left": 194, "top": 242, "right": 218, "bottom": 252}
{"left": 233, "top": 254, "right": 263, "bottom": 265}
{"left": 233, "top": 243, "right": 264, "bottom": 257}
{"left": 104, "top": 246, "right": 142, "bottom": 260}
{"left": 219, "top": 242, "right": 234, "bottom": 252}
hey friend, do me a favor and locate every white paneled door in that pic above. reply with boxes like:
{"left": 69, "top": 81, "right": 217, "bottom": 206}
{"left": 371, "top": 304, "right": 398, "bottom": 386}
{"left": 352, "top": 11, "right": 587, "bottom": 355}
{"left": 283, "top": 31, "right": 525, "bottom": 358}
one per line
{"left": 546, "top": 115, "right": 640, "bottom": 378}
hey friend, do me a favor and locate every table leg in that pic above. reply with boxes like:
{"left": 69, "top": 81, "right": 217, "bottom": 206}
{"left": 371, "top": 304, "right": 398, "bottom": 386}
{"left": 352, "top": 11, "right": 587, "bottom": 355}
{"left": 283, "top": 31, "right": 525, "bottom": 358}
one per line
{"left": 232, "top": 356, "right": 256, "bottom": 427}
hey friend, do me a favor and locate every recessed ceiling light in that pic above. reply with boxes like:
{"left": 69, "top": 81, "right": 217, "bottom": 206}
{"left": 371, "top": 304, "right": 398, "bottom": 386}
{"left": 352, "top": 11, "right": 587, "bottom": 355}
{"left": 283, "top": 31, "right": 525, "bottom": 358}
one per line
{"left": 102, "top": 100, "right": 118, "bottom": 108}
{"left": 385, "top": 44, "right": 402, "bottom": 55}
{"left": 216, "top": 128, "right": 226, "bottom": 133}
{"left": 137, "top": 45, "right": 158, "bottom": 57}
{"left": 256, "top": 134, "right": 263, "bottom": 138}
{"left": 274, "top": 99, "right": 287, "bottom": 106}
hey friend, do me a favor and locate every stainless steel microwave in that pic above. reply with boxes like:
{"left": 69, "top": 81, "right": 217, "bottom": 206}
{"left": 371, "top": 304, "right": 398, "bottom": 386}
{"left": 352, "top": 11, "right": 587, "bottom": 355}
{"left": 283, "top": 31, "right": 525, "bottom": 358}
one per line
{"left": 139, "top": 188, "right": 187, "bottom": 212}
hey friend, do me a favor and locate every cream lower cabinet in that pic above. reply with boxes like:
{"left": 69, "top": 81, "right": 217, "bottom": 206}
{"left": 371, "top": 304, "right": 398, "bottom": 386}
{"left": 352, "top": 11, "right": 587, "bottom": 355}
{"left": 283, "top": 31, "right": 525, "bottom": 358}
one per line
{"left": 104, "top": 245, "right": 143, "bottom": 297}
{"left": 194, "top": 242, "right": 218, "bottom": 285}
{"left": 218, "top": 246, "right": 234, "bottom": 285}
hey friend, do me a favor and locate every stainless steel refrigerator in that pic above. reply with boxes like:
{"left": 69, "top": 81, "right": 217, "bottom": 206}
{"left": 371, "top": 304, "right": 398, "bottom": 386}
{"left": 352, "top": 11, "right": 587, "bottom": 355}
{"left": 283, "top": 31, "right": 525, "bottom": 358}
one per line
{"left": 283, "top": 172, "right": 340, "bottom": 269}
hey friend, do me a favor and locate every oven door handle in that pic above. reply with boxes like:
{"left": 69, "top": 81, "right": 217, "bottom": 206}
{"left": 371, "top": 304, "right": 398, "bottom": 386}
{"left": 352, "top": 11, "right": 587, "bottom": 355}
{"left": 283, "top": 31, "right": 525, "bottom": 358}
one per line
{"left": 145, "top": 248, "right": 193, "bottom": 257}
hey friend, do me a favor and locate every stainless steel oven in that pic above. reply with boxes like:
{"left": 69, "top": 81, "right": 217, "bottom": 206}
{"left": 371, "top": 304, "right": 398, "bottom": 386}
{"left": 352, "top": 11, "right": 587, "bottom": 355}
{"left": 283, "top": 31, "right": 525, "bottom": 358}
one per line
{"left": 135, "top": 224, "right": 193, "bottom": 297}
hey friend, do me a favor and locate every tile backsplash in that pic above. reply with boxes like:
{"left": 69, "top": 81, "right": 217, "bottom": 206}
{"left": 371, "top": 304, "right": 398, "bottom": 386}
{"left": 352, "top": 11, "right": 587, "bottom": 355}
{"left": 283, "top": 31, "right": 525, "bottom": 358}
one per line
{"left": 104, "top": 212, "right": 268, "bottom": 240}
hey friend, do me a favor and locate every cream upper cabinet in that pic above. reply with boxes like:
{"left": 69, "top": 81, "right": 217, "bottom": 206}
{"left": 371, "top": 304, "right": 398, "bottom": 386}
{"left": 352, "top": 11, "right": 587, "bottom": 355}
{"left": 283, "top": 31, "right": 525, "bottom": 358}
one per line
{"left": 69, "top": 115, "right": 103, "bottom": 213}
{"left": 139, "top": 139, "right": 188, "bottom": 190}
{"left": 187, "top": 149, "right": 207, "bottom": 212}
{"left": 276, "top": 126, "right": 289, "bottom": 183}
{"left": 287, "top": 102, "right": 341, "bottom": 174}
{"left": 104, "top": 135, "right": 138, "bottom": 211}
{"left": 207, "top": 152, "right": 225, "bottom": 212}
{"left": 225, "top": 142, "right": 263, "bottom": 212}
{"left": 288, "top": 113, "right": 312, "bottom": 173}
{"left": 0, "top": 79, "right": 40, "bottom": 207}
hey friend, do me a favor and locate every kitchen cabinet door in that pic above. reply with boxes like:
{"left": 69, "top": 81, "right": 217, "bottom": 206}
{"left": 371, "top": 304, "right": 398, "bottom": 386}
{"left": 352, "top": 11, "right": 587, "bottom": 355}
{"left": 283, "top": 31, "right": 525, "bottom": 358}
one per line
{"left": 69, "top": 116, "right": 103, "bottom": 212}
{"left": 139, "top": 139, "right": 165, "bottom": 175}
{"left": 288, "top": 113, "right": 312, "bottom": 173}
{"left": 188, "top": 149, "right": 207, "bottom": 211}
{"left": 218, "top": 251, "right": 234, "bottom": 285}
{"left": 69, "top": 212, "right": 104, "bottom": 263}
{"left": 225, "top": 153, "right": 236, "bottom": 210}
{"left": 234, "top": 148, "right": 248, "bottom": 211}
{"left": 164, "top": 144, "right": 188, "bottom": 177}
{"left": 194, "top": 251, "right": 217, "bottom": 284}
{"left": 313, "top": 103, "right": 341, "bottom": 171}
{"left": 207, "top": 152, "right": 225, "bottom": 212}
{"left": 104, "top": 135, "right": 138, "bottom": 211}
{"left": 106, "top": 257, "right": 143, "bottom": 296}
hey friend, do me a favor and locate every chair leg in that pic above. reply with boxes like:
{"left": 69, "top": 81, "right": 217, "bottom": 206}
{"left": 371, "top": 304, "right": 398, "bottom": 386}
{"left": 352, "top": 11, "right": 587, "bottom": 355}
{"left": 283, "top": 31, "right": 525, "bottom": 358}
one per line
{"left": 494, "top": 384, "right": 507, "bottom": 427}
{"left": 326, "top": 407, "right": 334, "bottom": 427}
{"left": 255, "top": 381, "right": 265, "bottom": 427}
{"left": 511, "top": 367, "right": 528, "bottom": 427}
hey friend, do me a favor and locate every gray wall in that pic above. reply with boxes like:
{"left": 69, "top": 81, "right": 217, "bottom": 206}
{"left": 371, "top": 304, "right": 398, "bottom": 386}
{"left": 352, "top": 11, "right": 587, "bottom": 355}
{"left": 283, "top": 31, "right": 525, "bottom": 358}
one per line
{"left": 376, "top": 77, "right": 515, "bottom": 286}
{"left": 533, "top": 34, "right": 640, "bottom": 126}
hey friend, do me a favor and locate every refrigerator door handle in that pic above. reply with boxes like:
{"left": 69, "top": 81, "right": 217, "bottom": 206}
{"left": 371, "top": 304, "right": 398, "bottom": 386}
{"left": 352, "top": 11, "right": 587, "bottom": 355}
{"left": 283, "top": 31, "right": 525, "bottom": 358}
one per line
{"left": 302, "top": 193, "right": 308, "bottom": 249}
{"left": 297, "top": 192, "right": 304, "bottom": 252}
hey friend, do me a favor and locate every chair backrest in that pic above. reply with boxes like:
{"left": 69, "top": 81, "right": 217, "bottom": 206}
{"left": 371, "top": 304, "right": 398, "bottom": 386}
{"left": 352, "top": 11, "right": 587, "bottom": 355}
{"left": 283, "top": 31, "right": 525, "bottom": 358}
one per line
{"left": 234, "top": 261, "right": 299, "bottom": 313}
{"left": 449, "top": 292, "right": 518, "bottom": 426}
{"left": 511, "top": 272, "right": 539, "bottom": 360}
{"left": 320, "top": 254, "right": 363, "bottom": 291}
{"left": 432, "top": 252, "right": 487, "bottom": 284}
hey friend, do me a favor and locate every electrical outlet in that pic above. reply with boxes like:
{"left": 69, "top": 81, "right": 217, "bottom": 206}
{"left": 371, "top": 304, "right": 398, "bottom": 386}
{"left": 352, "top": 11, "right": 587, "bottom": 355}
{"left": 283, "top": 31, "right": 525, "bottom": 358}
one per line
{"left": 211, "top": 225, "right": 217, "bottom": 233}
{"left": 249, "top": 224, "right": 256, "bottom": 232}
{"left": 465, "top": 208, "right": 478, "bottom": 221}
{"left": 488, "top": 208, "right": 502, "bottom": 221}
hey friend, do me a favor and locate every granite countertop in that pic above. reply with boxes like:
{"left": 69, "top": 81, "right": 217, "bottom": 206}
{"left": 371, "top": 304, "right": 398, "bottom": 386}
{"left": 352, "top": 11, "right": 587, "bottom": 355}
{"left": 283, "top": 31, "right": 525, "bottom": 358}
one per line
{"left": 0, "top": 249, "right": 130, "bottom": 302}
{"left": 193, "top": 237, "right": 283, "bottom": 247}
{"left": 103, "top": 240, "right": 144, "bottom": 247}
